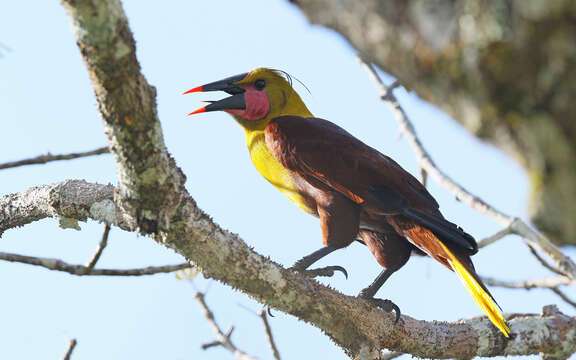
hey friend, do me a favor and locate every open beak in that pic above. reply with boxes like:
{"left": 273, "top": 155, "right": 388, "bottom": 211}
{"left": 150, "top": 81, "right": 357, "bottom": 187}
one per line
{"left": 183, "top": 72, "right": 248, "bottom": 116}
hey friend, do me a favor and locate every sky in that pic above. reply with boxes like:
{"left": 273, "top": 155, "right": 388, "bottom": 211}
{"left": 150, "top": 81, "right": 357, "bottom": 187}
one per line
{"left": 0, "top": 1, "right": 574, "bottom": 359}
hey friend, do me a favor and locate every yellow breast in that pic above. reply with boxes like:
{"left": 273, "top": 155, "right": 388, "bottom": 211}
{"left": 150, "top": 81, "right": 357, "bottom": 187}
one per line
{"left": 246, "top": 131, "right": 314, "bottom": 213}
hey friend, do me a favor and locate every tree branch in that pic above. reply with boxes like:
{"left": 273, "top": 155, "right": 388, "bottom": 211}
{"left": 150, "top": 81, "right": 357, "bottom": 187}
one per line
{"left": 527, "top": 244, "right": 569, "bottom": 277}
{"left": 0, "top": 179, "right": 134, "bottom": 237}
{"left": 357, "top": 56, "right": 576, "bottom": 280}
{"left": 0, "top": 250, "right": 189, "bottom": 276}
{"left": 61, "top": 0, "right": 186, "bottom": 234}
{"left": 195, "top": 292, "right": 260, "bottom": 360}
{"left": 259, "top": 310, "right": 281, "bottom": 360}
{"left": 86, "top": 224, "right": 111, "bottom": 269}
{"left": 481, "top": 276, "right": 573, "bottom": 290}
{"left": 0, "top": 147, "right": 109, "bottom": 170}
{"left": 2, "top": 180, "right": 576, "bottom": 358}
{"left": 551, "top": 288, "right": 576, "bottom": 309}
{"left": 62, "top": 338, "right": 77, "bottom": 360}
{"left": 477, "top": 227, "right": 514, "bottom": 249}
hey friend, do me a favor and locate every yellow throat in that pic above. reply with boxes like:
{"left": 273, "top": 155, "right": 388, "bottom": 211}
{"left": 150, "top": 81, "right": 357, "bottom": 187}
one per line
{"left": 232, "top": 69, "right": 314, "bottom": 213}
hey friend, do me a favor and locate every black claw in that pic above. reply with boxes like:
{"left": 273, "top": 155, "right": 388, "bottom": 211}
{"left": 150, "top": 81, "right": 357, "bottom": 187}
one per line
{"left": 391, "top": 302, "right": 401, "bottom": 324}
{"left": 267, "top": 306, "right": 275, "bottom": 317}
{"left": 328, "top": 265, "right": 348, "bottom": 279}
{"left": 307, "top": 265, "right": 349, "bottom": 278}
{"left": 362, "top": 297, "right": 401, "bottom": 324}
{"left": 289, "top": 265, "right": 349, "bottom": 279}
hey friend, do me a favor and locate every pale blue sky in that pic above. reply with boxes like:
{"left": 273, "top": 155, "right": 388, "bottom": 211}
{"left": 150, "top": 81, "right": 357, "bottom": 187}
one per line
{"left": 1, "top": 1, "right": 572, "bottom": 359}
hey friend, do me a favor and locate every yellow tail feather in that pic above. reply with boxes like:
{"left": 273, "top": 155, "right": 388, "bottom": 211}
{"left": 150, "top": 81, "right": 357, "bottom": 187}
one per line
{"left": 438, "top": 242, "right": 510, "bottom": 337}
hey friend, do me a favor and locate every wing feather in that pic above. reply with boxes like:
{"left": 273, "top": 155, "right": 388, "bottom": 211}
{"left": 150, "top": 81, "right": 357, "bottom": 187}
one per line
{"left": 265, "top": 116, "right": 477, "bottom": 254}
{"left": 265, "top": 116, "right": 437, "bottom": 211}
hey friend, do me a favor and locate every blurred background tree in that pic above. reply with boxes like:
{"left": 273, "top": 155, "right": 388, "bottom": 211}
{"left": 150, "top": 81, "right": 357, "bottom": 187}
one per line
{"left": 293, "top": 0, "right": 576, "bottom": 245}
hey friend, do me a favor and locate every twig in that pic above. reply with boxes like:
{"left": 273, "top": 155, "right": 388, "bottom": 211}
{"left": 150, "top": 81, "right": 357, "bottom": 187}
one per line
{"left": 0, "top": 146, "right": 109, "bottom": 170}
{"left": 419, "top": 168, "right": 428, "bottom": 188}
{"left": 477, "top": 227, "right": 514, "bottom": 248}
{"left": 195, "top": 292, "right": 260, "bottom": 360}
{"left": 529, "top": 242, "right": 576, "bottom": 308}
{"left": 62, "top": 339, "right": 77, "bottom": 360}
{"left": 0, "top": 251, "right": 189, "bottom": 276}
{"left": 551, "top": 288, "right": 576, "bottom": 309}
{"left": 527, "top": 243, "right": 568, "bottom": 277}
{"left": 259, "top": 310, "right": 281, "bottom": 360}
{"left": 481, "top": 275, "right": 572, "bottom": 289}
{"left": 513, "top": 220, "right": 576, "bottom": 280}
{"left": 86, "top": 224, "right": 111, "bottom": 269}
{"left": 357, "top": 56, "right": 576, "bottom": 280}
{"left": 201, "top": 340, "right": 223, "bottom": 350}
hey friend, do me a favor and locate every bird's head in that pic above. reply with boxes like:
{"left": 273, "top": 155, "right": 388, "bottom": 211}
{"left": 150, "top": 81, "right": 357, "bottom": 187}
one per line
{"left": 184, "top": 68, "right": 312, "bottom": 130}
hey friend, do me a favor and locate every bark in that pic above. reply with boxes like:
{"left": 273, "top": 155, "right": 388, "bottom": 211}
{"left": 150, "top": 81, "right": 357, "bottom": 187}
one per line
{"left": 62, "top": 0, "right": 186, "bottom": 234}
{"left": 291, "top": 0, "right": 576, "bottom": 245}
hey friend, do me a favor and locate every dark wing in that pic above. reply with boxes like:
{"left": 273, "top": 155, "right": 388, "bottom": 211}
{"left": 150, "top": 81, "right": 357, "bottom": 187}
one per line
{"left": 265, "top": 116, "right": 476, "bottom": 253}
{"left": 265, "top": 116, "right": 437, "bottom": 211}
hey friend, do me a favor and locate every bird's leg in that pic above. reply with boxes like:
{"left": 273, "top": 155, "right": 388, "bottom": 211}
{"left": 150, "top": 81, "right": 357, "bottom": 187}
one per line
{"left": 358, "top": 268, "right": 394, "bottom": 298}
{"left": 358, "top": 269, "right": 401, "bottom": 323}
{"left": 289, "top": 245, "right": 348, "bottom": 278}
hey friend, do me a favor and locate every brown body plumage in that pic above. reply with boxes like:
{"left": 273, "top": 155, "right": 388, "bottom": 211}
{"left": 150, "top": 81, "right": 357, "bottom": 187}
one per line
{"left": 265, "top": 116, "right": 475, "bottom": 267}
{"left": 185, "top": 68, "right": 510, "bottom": 336}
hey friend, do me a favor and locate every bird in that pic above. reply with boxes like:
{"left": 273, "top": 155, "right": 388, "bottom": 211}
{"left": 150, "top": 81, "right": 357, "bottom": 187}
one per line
{"left": 184, "top": 68, "right": 510, "bottom": 337}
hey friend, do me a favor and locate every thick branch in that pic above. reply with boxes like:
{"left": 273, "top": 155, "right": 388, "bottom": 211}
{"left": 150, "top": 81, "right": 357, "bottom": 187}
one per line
{"left": 0, "top": 179, "right": 133, "bottom": 236}
{"left": 0, "top": 146, "right": 109, "bottom": 170}
{"left": 61, "top": 0, "right": 186, "bottom": 234}
{"left": 2, "top": 181, "right": 575, "bottom": 359}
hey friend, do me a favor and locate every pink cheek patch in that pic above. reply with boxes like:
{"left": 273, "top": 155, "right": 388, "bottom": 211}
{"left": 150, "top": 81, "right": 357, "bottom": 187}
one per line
{"left": 230, "top": 88, "right": 270, "bottom": 121}
{"left": 247, "top": 89, "right": 270, "bottom": 120}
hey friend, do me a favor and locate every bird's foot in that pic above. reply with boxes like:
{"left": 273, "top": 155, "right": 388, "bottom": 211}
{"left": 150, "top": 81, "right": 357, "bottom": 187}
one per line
{"left": 358, "top": 292, "right": 401, "bottom": 324}
{"left": 289, "top": 265, "right": 348, "bottom": 279}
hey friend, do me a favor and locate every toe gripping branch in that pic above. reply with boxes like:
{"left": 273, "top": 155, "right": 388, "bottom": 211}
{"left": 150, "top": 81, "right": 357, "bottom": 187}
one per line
{"left": 297, "top": 265, "right": 348, "bottom": 279}
{"left": 358, "top": 268, "right": 401, "bottom": 324}
{"left": 290, "top": 245, "right": 349, "bottom": 279}
{"left": 367, "top": 298, "right": 401, "bottom": 324}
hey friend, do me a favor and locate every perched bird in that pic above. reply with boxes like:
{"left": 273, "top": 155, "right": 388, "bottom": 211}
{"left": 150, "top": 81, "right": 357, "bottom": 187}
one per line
{"left": 184, "top": 68, "right": 510, "bottom": 337}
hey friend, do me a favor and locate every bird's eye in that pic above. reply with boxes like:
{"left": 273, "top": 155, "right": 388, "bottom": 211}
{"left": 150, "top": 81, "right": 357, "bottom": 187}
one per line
{"left": 254, "top": 79, "right": 266, "bottom": 90}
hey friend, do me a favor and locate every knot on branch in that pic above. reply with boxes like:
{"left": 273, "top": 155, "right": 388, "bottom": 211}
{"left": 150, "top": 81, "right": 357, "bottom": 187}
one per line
{"left": 542, "top": 304, "right": 563, "bottom": 317}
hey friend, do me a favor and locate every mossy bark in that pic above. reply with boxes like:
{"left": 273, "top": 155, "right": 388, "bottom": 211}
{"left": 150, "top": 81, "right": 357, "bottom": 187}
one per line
{"left": 292, "top": 0, "right": 576, "bottom": 245}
